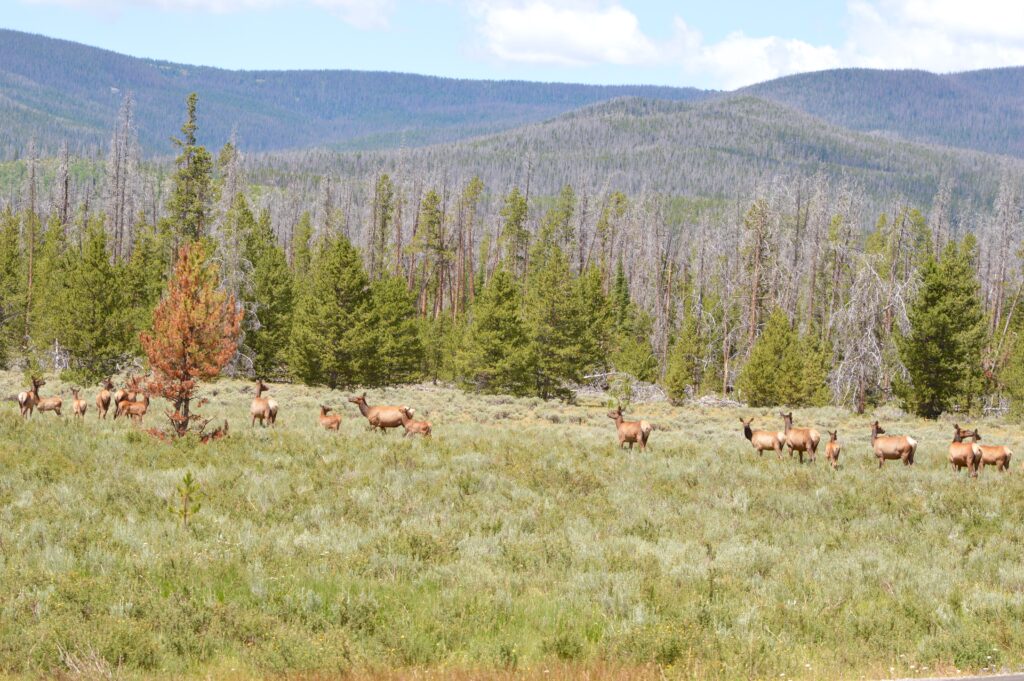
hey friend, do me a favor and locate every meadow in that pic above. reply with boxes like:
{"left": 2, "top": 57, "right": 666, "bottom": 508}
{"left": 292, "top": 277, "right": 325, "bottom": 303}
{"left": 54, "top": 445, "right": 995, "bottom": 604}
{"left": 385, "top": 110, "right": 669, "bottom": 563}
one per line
{"left": 2, "top": 370, "right": 1024, "bottom": 680}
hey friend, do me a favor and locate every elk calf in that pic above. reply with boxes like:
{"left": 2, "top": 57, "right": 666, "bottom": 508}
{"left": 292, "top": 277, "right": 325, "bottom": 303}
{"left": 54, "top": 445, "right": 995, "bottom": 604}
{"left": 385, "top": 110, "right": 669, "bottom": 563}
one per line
{"left": 825, "top": 430, "right": 841, "bottom": 469}
{"left": 608, "top": 405, "right": 653, "bottom": 450}
{"left": 399, "top": 407, "right": 432, "bottom": 437}
{"left": 319, "top": 405, "right": 342, "bottom": 431}
{"left": 71, "top": 388, "right": 88, "bottom": 418}
{"left": 740, "top": 417, "right": 784, "bottom": 458}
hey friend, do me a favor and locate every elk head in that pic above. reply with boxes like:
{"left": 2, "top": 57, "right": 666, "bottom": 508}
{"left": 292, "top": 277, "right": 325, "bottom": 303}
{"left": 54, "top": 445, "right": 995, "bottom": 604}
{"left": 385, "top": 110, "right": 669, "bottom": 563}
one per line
{"left": 607, "top": 405, "right": 624, "bottom": 420}
{"left": 348, "top": 392, "right": 367, "bottom": 406}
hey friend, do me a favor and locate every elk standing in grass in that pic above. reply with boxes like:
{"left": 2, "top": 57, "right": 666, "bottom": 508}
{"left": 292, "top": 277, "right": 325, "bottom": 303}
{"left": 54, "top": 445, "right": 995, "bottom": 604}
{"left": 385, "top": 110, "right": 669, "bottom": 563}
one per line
{"left": 96, "top": 377, "right": 114, "bottom": 418}
{"left": 870, "top": 421, "right": 917, "bottom": 468}
{"left": 949, "top": 424, "right": 981, "bottom": 477}
{"left": 399, "top": 406, "right": 432, "bottom": 437}
{"left": 971, "top": 429, "right": 1013, "bottom": 472}
{"left": 17, "top": 376, "right": 43, "bottom": 417}
{"left": 740, "top": 417, "right": 784, "bottom": 458}
{"left": 825, "top": 430, "right": 841, "bottom": 469}
{"left": 319, "top": 405, "right": 342, "bottom": 431}
{"left": 71, "top": 388, "right": 87, "bottom": 418}
{"left": 250, "top": 380, "right": 279, "bottom": 427}
{"left": 35, "top": 382, "right": 63, "bottom": 417}
{"left": 348, "top": 392, "right": 406, "bottom": 432}
{"left": 780, "top": 412, "right": 820, "bottom": 463}
{"left": 113, "top": 375, "right": 141, "bottom": 409}
{"left": 608, "top": 405, "right": 653, "bottom": 450}
{"left": 115, "top": 393, "right": 150, "bottom": 423}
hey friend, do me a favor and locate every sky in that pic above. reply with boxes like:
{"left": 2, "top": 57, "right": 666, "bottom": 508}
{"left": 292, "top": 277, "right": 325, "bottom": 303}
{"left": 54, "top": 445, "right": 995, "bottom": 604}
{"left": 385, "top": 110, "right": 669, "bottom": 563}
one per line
{"left": 3, "top": 0, "right": 1024, "bottom": 89}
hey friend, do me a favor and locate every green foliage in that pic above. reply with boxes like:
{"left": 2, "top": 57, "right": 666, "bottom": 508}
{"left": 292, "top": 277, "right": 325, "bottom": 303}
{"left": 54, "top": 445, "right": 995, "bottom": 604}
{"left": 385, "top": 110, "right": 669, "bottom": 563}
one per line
{"left": 665, "top": 310, "right": 702, "bottom": 402}
{"left": 169, "top": 471, "right": 202, "bottom": 528}
{"left": 244, "top": 207, "right": 294, "bottom": 377}
{"left": 365, "top": 275, "right": 423, "bottom": 386}
{"left": 797, "top": 330, "right": 833, "bottom": 408}
{"left": 456, "top": 269, "right": 531, "bottom": 394}
{"left": 499, "top": 188, "right": 529, "bottom": 277}
{"left": 119, "top": 219, "right": 168, "bottom": 353}
{"left": 165, "top": 93, "right": 216, "bottom": 242}
{"left": 897, "top": 239, "right": 986, "bottom": 418}
{"left": 288, "top": 233, "right": 370, "bottom": 388}
{"left": 607, "top": 261, "right": 657, "bottom": 381}
{"left": 290, "top": 212, "right": 314, "bottom": 278}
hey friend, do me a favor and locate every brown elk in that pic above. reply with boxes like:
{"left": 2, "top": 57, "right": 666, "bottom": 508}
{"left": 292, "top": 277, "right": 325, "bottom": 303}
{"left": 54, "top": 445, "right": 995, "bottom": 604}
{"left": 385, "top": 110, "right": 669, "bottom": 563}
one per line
{"left": 608, "top": 405, "right": 653, "bottom": 450}
{"left": 71, "top": 388, "right": 88, "bottom": 418}
{"left": 35, "top": 380, "right": 63, "bottom": 417}
{"left": 348, "top": 392, "right": 406, "bottom": 432}
{"left": 115, "top": 393, "right": 150, "bottom": 423}
{"left": 949, "top": 424, "right": 982, "bottom": 477}
{"left": 969, "top": 429, "right": 1014, "bottom": 472}
{"left": 739, "top": 417, "right": 784, "bottom": 458}
{"left": 113, "top": 375, "right": 142, "bottom": 408}
{"left": 250, "top": 380, "right": 279, "bottom": 427}
{"left": 17, "top": 376, "right": 43, "bottom": 417}
{"left": 825, "top": 430, "right": 841, "bottom": 469}
{"left": 870, "top": 421, "right": 917, "bottom": 468}
{"left": 780, "top": 412, "right": 820, "bottom": 463}
{"left": 96, "top": 377, "right": 114, "bottom": 418}
{"left": 318, "top": 405, "right": 342, "bottom": 431}
{"left": 398, "top": 406, "right": 432, "bottom": 437}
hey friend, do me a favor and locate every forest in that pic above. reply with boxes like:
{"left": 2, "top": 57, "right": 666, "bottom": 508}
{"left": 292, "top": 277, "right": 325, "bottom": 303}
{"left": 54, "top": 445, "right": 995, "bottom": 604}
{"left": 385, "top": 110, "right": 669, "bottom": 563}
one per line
{"left": 3, "top": 91, "right": 1024, "bottom": 420}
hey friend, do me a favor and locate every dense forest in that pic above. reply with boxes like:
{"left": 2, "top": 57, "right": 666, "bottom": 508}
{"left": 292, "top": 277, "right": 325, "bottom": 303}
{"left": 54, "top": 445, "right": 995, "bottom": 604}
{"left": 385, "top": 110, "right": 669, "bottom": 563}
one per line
{"left": 5, "top": 92, "right": 1024, "bottom": 419}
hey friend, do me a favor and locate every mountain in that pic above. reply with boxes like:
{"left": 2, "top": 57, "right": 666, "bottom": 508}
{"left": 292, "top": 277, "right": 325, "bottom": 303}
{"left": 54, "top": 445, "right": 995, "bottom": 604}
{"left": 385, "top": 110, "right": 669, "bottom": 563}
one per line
{"left": 742, "top": 67, "right": 1024, "bottom": 157}
{"left": 0, "top": 29, "right": 707, "bottom": 159}
{"left": 258, "top": 96, "right": 1024, "bottom": 209}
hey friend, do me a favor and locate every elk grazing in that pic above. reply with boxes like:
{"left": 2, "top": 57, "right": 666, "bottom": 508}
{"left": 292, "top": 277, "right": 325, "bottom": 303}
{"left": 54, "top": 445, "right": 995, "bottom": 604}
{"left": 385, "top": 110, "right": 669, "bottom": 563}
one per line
{"left": 398, "top": 406, "right": 432, "bottom": 437}
{"left": 319, "top": 405, "right": 342, "bottom": 431}
{"left": 250, "top": 380, "right": 279, "bottom": 427}
{"left": 608, "top": 405, "right": 653, "bottom": 450}
{"left": 870, "top": 421, "right": 917, "bottom": 468}
{"left": 949, "top": 424, "right": 981, "bottom": 477}
{"left": 825, "top": 430, "right": 841, "bottom": 469}
{"left": 115, "top": 393, "right": 150, "bottom": 423}
{"left": 96, "top": 377, "right": 114, "bottom": 418}
{"left": 348, "top": 392, "right": 406, "bottom": 432}
{"left": 71, "top": 388, "right": 87, "bottom": 418}
{"left": 780, "top": 412, "right": 820, "bottom": 463}
{"left": 971, "top": 429, "right": 1013, "bottom": 472}
{"left": 739, "top": 417, "right": 784, "bottom": 458}
{"left": 17, "top": 376, "right": 43, "bottom": 417}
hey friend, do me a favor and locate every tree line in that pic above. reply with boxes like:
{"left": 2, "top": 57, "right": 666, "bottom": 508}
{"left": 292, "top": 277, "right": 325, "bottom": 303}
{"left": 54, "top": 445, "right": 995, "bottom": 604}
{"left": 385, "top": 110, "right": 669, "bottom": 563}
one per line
{"left": 4, "top": 93, "right": 1024, "bottom": 419}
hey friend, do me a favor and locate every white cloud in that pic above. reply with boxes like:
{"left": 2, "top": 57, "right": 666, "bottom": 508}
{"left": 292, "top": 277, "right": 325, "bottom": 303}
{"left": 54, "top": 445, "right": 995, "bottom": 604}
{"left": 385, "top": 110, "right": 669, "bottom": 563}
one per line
{"left": 476, "top": 1, "right": 658, "bottom": 66}
{"left": 19, "top": 0, "right": 394, "bottom": 29}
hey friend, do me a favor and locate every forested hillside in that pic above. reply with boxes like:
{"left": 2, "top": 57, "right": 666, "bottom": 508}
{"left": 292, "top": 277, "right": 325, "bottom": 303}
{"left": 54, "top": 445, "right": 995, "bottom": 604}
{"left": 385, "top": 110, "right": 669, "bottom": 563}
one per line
{"left": 0, "top": 29, "right": 705, "bottom": 159}
{"left": 742, "top": 67, "right": 1024, "bottom": 158}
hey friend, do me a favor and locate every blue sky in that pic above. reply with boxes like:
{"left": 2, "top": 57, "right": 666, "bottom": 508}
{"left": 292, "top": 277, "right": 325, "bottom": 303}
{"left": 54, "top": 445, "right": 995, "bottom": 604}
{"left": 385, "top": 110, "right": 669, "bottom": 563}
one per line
{"left": 3, "top": 0, "right": 1024, "bottom": 89}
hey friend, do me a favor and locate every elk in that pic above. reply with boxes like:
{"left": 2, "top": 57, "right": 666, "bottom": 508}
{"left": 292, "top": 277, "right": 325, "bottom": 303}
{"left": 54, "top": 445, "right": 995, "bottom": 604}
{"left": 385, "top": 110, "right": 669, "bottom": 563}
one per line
{"left": 17, "top": 376, "right": 43, "bottom": 417}
{"left": 319, "top": 405, "right": 342, "bottom": 431}
{"left": 825, "top": 430, "right": 841, "bottom": 469}
{"left": 115, "top": 393, "right": 150, "bottom": 423}
{"left": 870, "top": 421, "right": 917, "bottom": 468}
{"left": 71, "top": 387, "right": 87, "bottom": 418}
{"left": 96, "top": 377, "right": 114, "bottom": 418}
{"left": 780, "top": 412, "right": 820, "bottom": 463}
{"left": 398, "top": 406, "right": 432, "bottom": 437}
{"left": 739, "top": 417, "right": 784, "bottom": 458}
{"left": 971, "top": 429, "right": 1013, "bottom": 472}
{"left": 250, "top": 380, "right": 279, "bottom": 427}
{"left": 607, "top": 404, "right": 653, "bottom": 450}
{"left": 949, "top": 424, "right": 981, "bottom": 477}
{"left": 348, "top": 392, "right": 406, "bottom": 432}
{"left": 34, "top": 380, "right": 63, "bottom": 417}
{"left": 113, "top": 375, "right": 142, "bottom": 408}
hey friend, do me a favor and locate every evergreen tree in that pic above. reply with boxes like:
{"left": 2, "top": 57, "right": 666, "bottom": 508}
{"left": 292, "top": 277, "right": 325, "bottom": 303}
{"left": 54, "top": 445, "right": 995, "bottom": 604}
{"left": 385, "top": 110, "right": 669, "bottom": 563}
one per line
{"left": 365, "top": 275, "right": 422, "bottom": 385}
{"left": 165, "top": 93, "right": 216, "bottom": 242}
{"left": 499, "top": 187, "right": 529, "bottom": 277}
{"left": 29, "top": 213, "right": 72, "bottom": 355}
{"left": 573, "top": 264, "right": 611, "bottom": 372}
{"left": 897, "top": 239, "right": 986, "bottom": 417}
{"left": 665, "top": 309, "right": 702, "bottom": 402}
{"left": 245, "top": 208, "right": 294, "bottom": 377}
{"left": 288, "top": 233, "right": 371, "bottom": 388}
{"left": 457, "top": 268, "right": 530, "bottom": 394}
{"left": 0, "top": 210, "right": 22, "bottom": 365}
{"left": 608, "top": 260, "right": 657, "bottom": 381}
{"left": 796, "top": 330, "right": 833, "bottom": 407}
{"left": 290, "top": 212, "right": 314, "bottom": 277}
{"left": 736, "top": 308, "right": 801, "bottom": 407}
{"left": 121, "top": 218, "right": 169, "bottom": 354}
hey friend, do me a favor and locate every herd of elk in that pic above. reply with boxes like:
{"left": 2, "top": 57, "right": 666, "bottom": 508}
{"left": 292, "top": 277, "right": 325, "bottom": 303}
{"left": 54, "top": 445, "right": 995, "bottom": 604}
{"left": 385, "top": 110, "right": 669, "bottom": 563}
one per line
{"left": 250, "top": 380, "right": 279, "bottom": 427}
{"left": 608, "top": 404, "right": 653, "bottom": 450}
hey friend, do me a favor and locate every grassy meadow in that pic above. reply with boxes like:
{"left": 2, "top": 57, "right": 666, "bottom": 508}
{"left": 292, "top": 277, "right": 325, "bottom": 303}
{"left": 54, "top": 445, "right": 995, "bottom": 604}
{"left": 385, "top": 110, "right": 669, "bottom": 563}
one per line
{"left": 2, "top": 371, "right": 1024, "bottom": 679}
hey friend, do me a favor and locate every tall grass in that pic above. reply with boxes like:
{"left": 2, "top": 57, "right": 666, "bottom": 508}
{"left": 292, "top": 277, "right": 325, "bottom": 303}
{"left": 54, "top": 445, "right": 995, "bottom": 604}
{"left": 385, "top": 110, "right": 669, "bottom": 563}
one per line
{"left": 0, "top": 371, "right": 1022, "bottom": 679}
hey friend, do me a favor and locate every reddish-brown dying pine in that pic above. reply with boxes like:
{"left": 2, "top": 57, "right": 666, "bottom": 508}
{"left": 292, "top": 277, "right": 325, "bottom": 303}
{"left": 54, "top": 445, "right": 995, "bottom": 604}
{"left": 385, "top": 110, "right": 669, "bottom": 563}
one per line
{"left": 140, "top": 241, "right": 243, "bottom": 437}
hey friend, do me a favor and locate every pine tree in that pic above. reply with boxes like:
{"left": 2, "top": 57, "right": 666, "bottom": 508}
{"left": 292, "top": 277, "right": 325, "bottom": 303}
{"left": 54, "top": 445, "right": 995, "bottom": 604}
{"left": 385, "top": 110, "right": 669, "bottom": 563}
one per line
{"left": 608, "top": 261, "right": 657, "bottom": 381}
{"left": 365, "top": 275, "right": 422, "bottom": 386}
{"left": 140, "top": 241, "right": 242, "bottom": 437}
{"left": 0, "top": 209, "right": 22, "bottom": 365}
{"left": 165, "top": 93, "right": 216, "bottom": 242}
{"left": 288, "top": 233, "right": 371, "bottom": 388}
{"left": 290, "top": 211, "right": 314, "bottom": 277}
{"left": 29, "top": 213, "right": 72, "bottom": 355}
{"left": 665, "top": 309, "right": 702, "bottom": 402}
{"left": 457, "top": 268, "right": 530, "bottom": 394}
{"left": 245, "top": 208, "right": 294, "bottom": 377}
{"left": 897, "top": 239, "right": 985, "bottom": 417}
{"left": 121, "top": 218, "right": 169, "bottom": 354}
{"left": 499, "top": 188, "right": 529, "bottom": 277}
{"left": 796, "top": 330, "right": 832, "bottom": 407}
{"left": 736, "top": 308, "right": 800, "bottom": 407}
